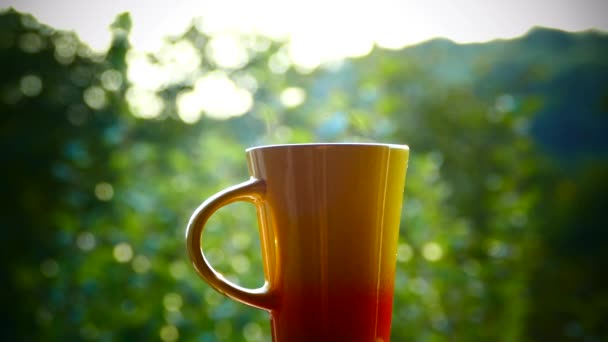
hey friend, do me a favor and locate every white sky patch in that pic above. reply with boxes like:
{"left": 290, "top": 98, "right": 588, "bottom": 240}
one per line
{"left": 3, "top": 0, "right": 607, "bottom": 68}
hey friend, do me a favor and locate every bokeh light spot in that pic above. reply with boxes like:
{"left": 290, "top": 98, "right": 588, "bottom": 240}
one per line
{"left": 19, "top": 33, "right": 44, "bottom": 53}
{"left": 159, "top": 325, "right": 179, "bottom": 342}
{"left": 175, "top": 90, "right": 203, "bottom": 124}
{"left": 94, "top": 182, "right": 114, "bottom": 201}
{"left": 83, "top": 86, "right": 107, "bottom": 110}
{"left": 230, "top": 254, "right": 250, "bottom": 274}
{"left": 230, "top": 232, "right": 252, "bottom": 250}
{"left": 163, "top": 293, "right": 183, "bottom": 312}
{"left": 113, "top": 242, "right": 133, "bottom": 263}
{"left": 157, "top": 40, "right": 201, "bottom": 84}
{"left": 206, "top": 34, "right": 249, "bottom": 69}
{"left": 280, "top": 87, "right": 306, "bottom": 108}
{"left": 422, "top": 242, "right": 443, "bottom": 262}
{"left": 243, "top": 322, "right": 263, "bottom": 341}
{"left": 20, "top": 74, "right": 42, "bottom": 97}
{"left": 126, "top": 87, "right": 164, "bottom": 119}
{"left": 53, "top": 34, "right": 78, "bottom": 64}
{"left": 397, "top": 243, "right": 414, "bottom": 262}
{"left": 194, "top": 71, "right": 252, "bottom": 119}
{"left": 76, "top": 232, "right": 96, "bottom": 251}
{"left": 126, "top": 51, "right": 165, "bottom": 91}
{"left": 169, "top": 261, "right": 187, "bottom": 279}
{"left": 40, "top": 259, "right": 59, "bottom": 277}
{"left": 268, "top": 48, "right": 291, "bottom": 74}
{"left": 176, "top": 71, "right": 253, "bottom": 122}
{"left": 100, "top": 69, "right": 123, "bottom": 92}
{"left": 132, "top": 255, "right": 151, "bottom": 273}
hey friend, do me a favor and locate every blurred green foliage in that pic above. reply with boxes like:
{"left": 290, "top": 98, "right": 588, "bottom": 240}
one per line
{"left": 1, "top": 8, "right": 607, "bottom": 341}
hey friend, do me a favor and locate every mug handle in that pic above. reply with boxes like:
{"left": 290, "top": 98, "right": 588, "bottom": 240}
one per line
{"left": 186, "top": 178, "right": 275, "bottom": 311}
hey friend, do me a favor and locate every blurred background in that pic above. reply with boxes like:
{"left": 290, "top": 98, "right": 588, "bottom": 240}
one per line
{"left": 1, "top": 1, "right": 607, "bottom": 341}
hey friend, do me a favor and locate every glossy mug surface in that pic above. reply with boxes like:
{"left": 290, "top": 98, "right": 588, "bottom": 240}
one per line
{"left": 186, "top": 143, "right": 409, "bottom": 341}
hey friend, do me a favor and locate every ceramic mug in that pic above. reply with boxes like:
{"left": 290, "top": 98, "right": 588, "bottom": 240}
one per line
{"left": 186, "top": 143, "right": 409, "bottom": 341}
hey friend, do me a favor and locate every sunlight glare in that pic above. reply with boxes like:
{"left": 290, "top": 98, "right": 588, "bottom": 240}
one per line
{"left": 127, "top": 42, "right": 201, "bottom": 92}
{"left": 5, "top": 0, "right": 608, "bottom": 67}
{"left": 280, "top": 87, "right": 306, "bottom": 108}
{"left": 126, "top": 51, "right": 166, "bottom": 91}
{"left": 126, "top": 86, "right": 164, "bottom": 119}
{"left": 176, "top": 71, "right": 253, "bottom": 123}
{"left": 157, "top": 40, "right": 201, "bottom": 84}
{"left": 287, "top": 1, "right": 375, "bottom": 69}
{"left": 206, "top": 33, "right": 249, "bottom": 69}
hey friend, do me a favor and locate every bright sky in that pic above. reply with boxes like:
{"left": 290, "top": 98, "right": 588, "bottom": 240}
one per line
{"left": 4, "top": 0, "right": 608, "bottom": 64}
{"left": 3, "top": 0, "right": 607, "bottom": 121}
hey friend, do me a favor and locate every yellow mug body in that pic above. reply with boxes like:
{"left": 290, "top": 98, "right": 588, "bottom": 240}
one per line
{"left": 187, "top": 143, "right": 409, "bottom": 341}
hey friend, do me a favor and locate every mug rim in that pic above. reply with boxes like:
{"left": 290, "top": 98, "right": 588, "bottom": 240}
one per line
{"left": 246, "top": 142, "right": 409, "bottom": 153}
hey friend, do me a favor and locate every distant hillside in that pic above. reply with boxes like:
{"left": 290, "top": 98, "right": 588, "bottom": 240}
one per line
{"left": 424, "top": 28, "right": 608, "bottom": 160}
{"left": 352, "top": 27, "right": 608, "bottom": 163}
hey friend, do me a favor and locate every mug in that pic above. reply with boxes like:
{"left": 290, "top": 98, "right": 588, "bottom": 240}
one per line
{"left": 186, "top": 143, "right": 409, "bottom": 341}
